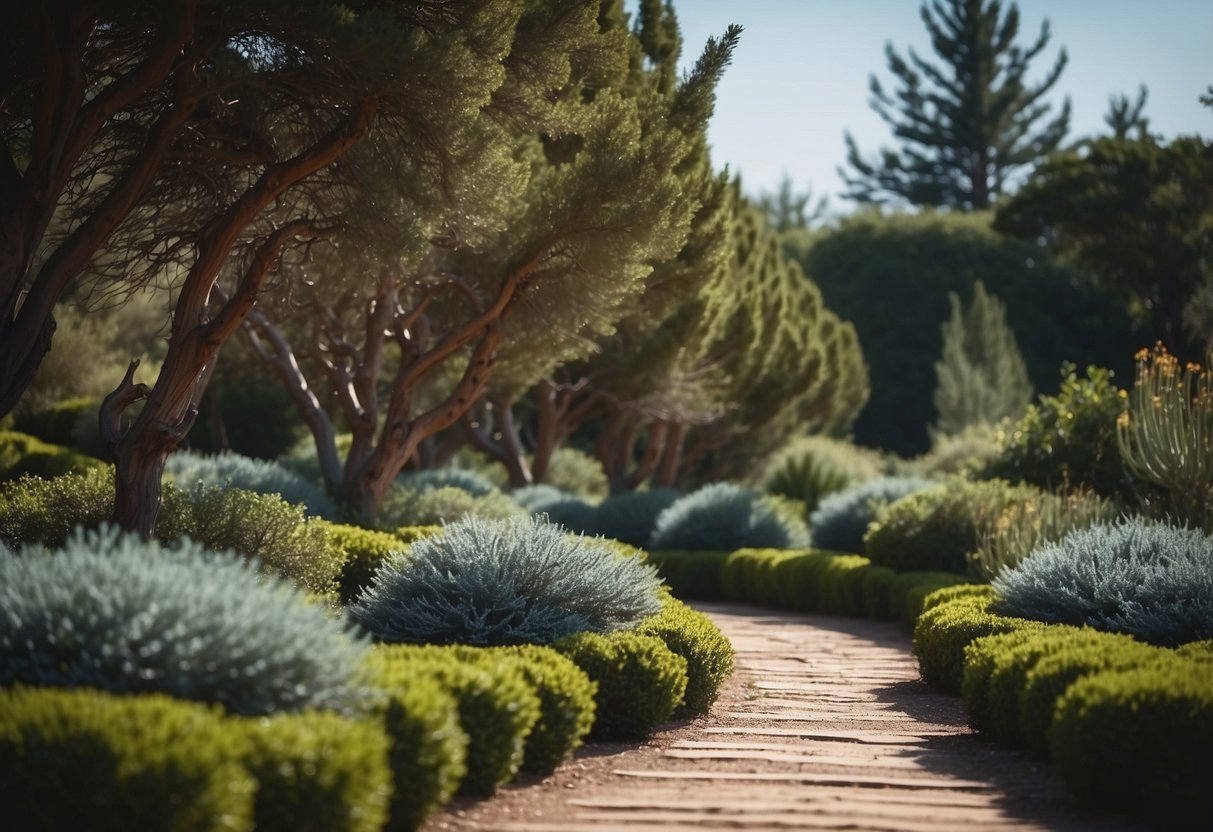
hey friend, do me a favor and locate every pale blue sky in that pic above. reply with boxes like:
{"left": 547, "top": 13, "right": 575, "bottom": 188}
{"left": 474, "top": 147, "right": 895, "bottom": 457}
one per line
{"left": 652, "top": 0, "right": 1213, "bottom": 206}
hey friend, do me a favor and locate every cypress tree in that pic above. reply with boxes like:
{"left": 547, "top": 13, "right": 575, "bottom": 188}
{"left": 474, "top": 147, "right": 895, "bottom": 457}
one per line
{"left": 932, "top": 281, "right": 1033, "bottom": 436}
{"left": 841, "top": 0, "right": 1070, "bottom": 209}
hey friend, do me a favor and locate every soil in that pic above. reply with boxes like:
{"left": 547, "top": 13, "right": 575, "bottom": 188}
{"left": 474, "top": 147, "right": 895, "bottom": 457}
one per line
{"left": 421, "top": 603, "right": 1145, "bottom": 832}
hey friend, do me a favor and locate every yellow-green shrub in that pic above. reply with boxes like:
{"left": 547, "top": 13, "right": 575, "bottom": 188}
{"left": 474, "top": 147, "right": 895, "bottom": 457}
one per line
{"left": 912, "top": 589, "right": 1039, "bottom": 693}
{"left": 645, "top": 549, "right": 730, "bottom": 600}
{"left": 318, "top": 521, "right": 406, "bottom": 604}
{"left": 638, "top": 596, "right": 734, "bottom": 717}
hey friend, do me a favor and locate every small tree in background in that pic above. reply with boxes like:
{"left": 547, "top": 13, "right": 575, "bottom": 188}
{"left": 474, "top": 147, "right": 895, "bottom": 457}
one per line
{"left": 932, "top": 281, "right": 1033, "bottom": 436}
{"left": 1103, "top": 86, "right": 1151, "bottom": 141}
{"left": 841, "top": 0, "right": 1070, "bottom": 209}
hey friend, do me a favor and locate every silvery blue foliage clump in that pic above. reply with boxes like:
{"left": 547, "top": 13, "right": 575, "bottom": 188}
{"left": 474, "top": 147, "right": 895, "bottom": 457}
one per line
{"left": 396, "top": 467, "right": 498, "bottom": 497}
{"left": 349, "top": 515, "right": 664, "bottom": 645}
{"left": 649, "top": 483, "right": 806, "bottom": 551}
{"left": 165, "top": 450, "right": 336, "bottom": 518}
{"left": 993, "top": 518, "right": 1213, "bottom": 646}
{"left": 0, "top": 526, "right": 371, "bottom": 715}
{"left": 591, "top": 488, "right": 683, "bottom": 546}
{"left": 808, "top": 476, "right": 933, "bottom": 553}
{"left": 512, "top": 484, "right": 578, "bottom": 512}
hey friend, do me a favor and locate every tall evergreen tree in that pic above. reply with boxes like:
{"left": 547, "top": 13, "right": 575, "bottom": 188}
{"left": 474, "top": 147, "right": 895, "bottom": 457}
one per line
{"left": 932, "top": 280, "right": 1032, "bottom": 436}
{"left": 841, "top": 0, "right": 1070, "bottom": 209}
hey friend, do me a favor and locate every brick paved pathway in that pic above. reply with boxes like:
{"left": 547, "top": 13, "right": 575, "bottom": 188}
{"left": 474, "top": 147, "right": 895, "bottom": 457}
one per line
{"left": 426, "top": 603, "right": 1143, "bottom": 832}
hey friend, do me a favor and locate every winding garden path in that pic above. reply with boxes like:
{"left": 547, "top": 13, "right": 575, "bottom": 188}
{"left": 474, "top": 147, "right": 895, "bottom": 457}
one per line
{"left": 425, "top": 603, "right": 1144, "bottom": 832}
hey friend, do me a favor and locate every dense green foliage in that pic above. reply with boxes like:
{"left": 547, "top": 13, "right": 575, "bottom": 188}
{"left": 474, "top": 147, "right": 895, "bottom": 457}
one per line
{"left": 12, "top": 396, "right": 101, "bottom": 447}
{"left": 863, "top": 478, "right": 1038, "bottom": 574}
{"left": 365, "top": 667, "right": 468, "bottom": 831}
{"left": 0, "top": 527, "right": 370, "bottom": 716}
{"left": 375, "top": 485, "right": 526, "bottom": 529}
{"left": 554, "top": 631, "right": 687, "bottom": 739}
{"left": 0, "top": 430, "right": 107, "bottom": 481}
{"left": 808, "top": 476, "right": 932, "bottom": 554}
{"left": 995, "top": 136, "right": 1213, "bottom": 357}
{"left": 637, "top": 596, "right": 734, "bottom": 717}
{"left": 396, "top": 467, "right": 500, "bottom": 498}
{"left": 350, "top": 515, "right": 663, "bottom": 645}
{"left": 793, "top": 212, "right": 1139, "bottom": 454}
{"left": 319, "top": 522, "right": 408, "bottom": 605}
{"left": 931, "top": 281, "right": 1033, "bottom": 436}
{"left": 1051, "top": 657, "right": 1213, "bottom": 820}
{"left": 650, "top": 483, "right": 808, "bottom": 551}
{"left": 992, "top": 519, "right": 1213, "bottom": 646}
{"left": 466, "top": 645, "right": 597, "bottom": 776}
{"left": 369, "top": 644, "right": 540, "bottom": 797}
{"left": 912, "top": 589, "right": 1038, "bottom": 693}
{"left": 0, "top": 686, "right": 256, "bottom": 832}
{"left": 242, "top": 711, "right": 392, "bottom": 832}
{"left": 646, "top": 548, "right": 732, "bottom": 600}
{"left": 842, "top": 0, "right": 1069, "bottom": 209}
{"left": 983, "top": 363, "right": 1131, "bottom": 497}
{"left": 165, "top": 451, "right": 336, "bottom": 518}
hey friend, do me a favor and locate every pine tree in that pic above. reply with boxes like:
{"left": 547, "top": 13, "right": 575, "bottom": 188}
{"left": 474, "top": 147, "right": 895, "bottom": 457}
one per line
{"left": 841, "top": 0, "right": 1070, "bottom": 209}
{"left": 932, "top": 281, "right": 1033, "bottom": 436}
{"left": 1104, "top": 86, "right": 1150, "bottom": 140}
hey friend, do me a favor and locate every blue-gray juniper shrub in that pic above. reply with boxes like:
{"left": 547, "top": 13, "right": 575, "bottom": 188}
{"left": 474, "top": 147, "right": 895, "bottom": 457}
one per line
{"left": 350, "top": 515, "right": 664, "bottom": 645}
{"left": 649, "top": 483, "right": 808, "bottom": 551}
{"left": 993, "top": 518, "right": 1213, "bottom": 646}
{"left": 808, "top": 476, "right": 933, "bottom": 554}
{"left": 0, "top": 526, "right": 371, "bottom": 715}
{"left": 591, "top": 488, "right": 683, "bottom": 546}
{"left": 396, "top": 467, "right": 499, "bottom": 497}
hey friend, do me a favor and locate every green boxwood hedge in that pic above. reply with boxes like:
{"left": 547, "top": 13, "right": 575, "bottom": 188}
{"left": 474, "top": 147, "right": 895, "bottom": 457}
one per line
{"left": 0, "top": 686, "right": 256, "bottom": 832}
{"left": 637, "top": 596, "right": 734, "bottom": 718}
{"left": 554, "top": 631, "right": 687, "bottom": 740}
{"left": 1051, "top": 656, "right": 1213, "bottom": 822}
{"left": 912, "top": 589, "right": 1041, "bottom": 694}
{"left": 646, "top": 549, "right": 731, "bottom": 600}
{"left": 369, "top": 644, "right": 540, "bottom": 797}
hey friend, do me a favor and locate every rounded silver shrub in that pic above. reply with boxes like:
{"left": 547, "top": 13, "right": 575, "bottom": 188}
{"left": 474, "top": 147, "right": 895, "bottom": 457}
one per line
{"left": 350, "top": 515, "right": 664, "bottom": 645}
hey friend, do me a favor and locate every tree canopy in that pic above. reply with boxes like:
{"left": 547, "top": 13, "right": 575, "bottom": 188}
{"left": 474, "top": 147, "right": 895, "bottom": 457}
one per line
{"left": 841, "top": 0, "right": 1070, "bottom": 209}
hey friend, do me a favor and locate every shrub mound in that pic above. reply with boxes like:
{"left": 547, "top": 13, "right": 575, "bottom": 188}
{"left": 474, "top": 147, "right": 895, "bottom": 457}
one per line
{"left": 165, "top": 450, "right": 336, "bottom": 518}
{"left": 993, "top": 519, "right": 1213, "bottom": 646}
{"left": 591, "top": 488, "right": 682, "bottom": 546}
{"left": 396, "top": 466, "right": 500, "bottom": 497}
{"left": 554, "top": 631, "right": 687, "bottom": 739}
{"left": 0, "top": 526, "right": 370, "bottom": 716}
{"left": 637, "top": 596, "right": 734, "bottom": 717}
{"left": 351, "top": 515, "right": 663, "bottom": 645}
{"left": 808, "top": 476, "right": 932, "bottom": 554}
{"left": 377, "top": 485, "right": 525, "bottom": 529}
{"left": 650, "top": 483, "right": 807, "bottom": 551}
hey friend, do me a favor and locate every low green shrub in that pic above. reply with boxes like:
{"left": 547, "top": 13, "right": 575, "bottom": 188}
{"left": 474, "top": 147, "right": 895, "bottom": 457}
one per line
{"left": 912, "top": 589, "right": 1038, "bottom": 693}
{"left": 12, "top": 396, "right": 100, "bottom": 447}
{"left": 762, "top": 447, "right": 851, "bottom": 513}
{"left": 984, "top": 363, "right": 1130, "bottom": 497}
{"left": 477, "top": 646, "right": 597, "bottom": 776}
{"left": 993, "top": 519, "right": 1213, "bottom": 646}
{"left": 351, "top": 515, "right": 663, "bottom": 645}
{"left": 159, "top": 482, "right": 341, "bottom": 598}
{"left": 541, "top": 447, "right": 609, "bottom": 502}
{"left": 165, "top": 451, "right": 337, "bottom": 518}
{"left": 591, "top": 488, "right": 683, "bottom": 546}
{"left": 0, "top": 430, "right": 106, "bottom": 482}
{"left": 1, "top": 526, "right": 371, "bottom": 716}
{"left": 554, "top": 631, "right": 687, "bottom": 739}
{"left": 376, "top": 485, "right": 525, "bottom": 529}
{"left": 647, "top": 549, "right": 730, "bottom": 600}
{"left": 860, "top": 565, "right": 899, "bottom": 620}
{"left": 863, "top": 478, "right": 1038, "bottom": 575}
{"left": 243, "top": 711, "right": 392, "bottom": 832}
{"left": 369, "top": 644, "right": 540, "bottom": 796}
{"left": 0, "top": 467, "right": 114, "bottom": 547}
{"left": 637, "top": 596, "right": 734, "bottom": 717}
{"left": 0, "top": 686, "right": 255, "bottom": 832}
{"left": 893, "top": 571, "right": 976, "bottom": 623}
{"left": 1018, "top": 636, "right": 1161, "bottom": 757}
{"left": 319, "top": 522, "right": 407, "bottom": 604}
{"left": 720, "top": 548, "right": 805, "bottom": 607}
{"left": 808, "top": 476, "right": 932, "bottom": 554}
{"left": 1051, "top": 656, "right": 1213, "bottom": 821}
{"left": 365, "top": 668, "right": 467, "bottom": 831}
{"left": 393, "top": 524, "right": 442, "bottom": 545}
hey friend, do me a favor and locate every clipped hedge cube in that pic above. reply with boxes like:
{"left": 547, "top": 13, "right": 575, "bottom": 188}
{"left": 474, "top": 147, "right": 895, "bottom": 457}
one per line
{"left": 912, "top": 591, "right": 1039, "bottom": 693}
{"left": 637, "top": 597, "right": 734, "bottom": 718}
{"left": 0, "top": 686, "right": 255, "bottom": 832}
{"left": 370, "top": 644, "right": 540, "bottom": 796}
{"left": 477, "top": 645, "right": 597, "bottom": 776}
{"left": 242, "top": 710, "right": 392, "bottom": 832}
{"left": 366, "top": 669, "right": 468, "bottom": 832}
{"left": 1051, "top": 657, "right": 1213, "bottom": 822}
{"left": 554, "top": 631, "right": 688, "bottom": 739}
